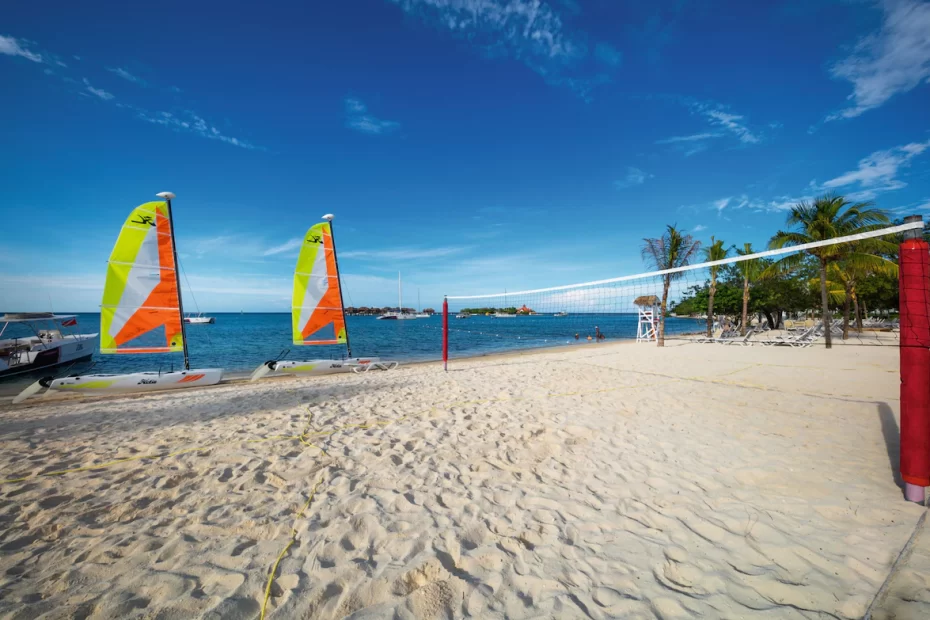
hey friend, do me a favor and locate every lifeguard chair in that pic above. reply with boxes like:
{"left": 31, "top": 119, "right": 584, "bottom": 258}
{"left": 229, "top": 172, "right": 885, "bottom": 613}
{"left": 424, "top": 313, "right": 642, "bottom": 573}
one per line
{"left": 635, "top": 295, "right": 659, "bottom": 343}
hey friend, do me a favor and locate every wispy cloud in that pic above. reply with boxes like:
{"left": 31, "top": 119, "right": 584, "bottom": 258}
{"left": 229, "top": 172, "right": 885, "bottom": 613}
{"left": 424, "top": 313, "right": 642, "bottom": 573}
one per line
{"left": 614, "top": 166, "right": 651, "bottom": 189}
{"left": 0, "top": 34, "right": 43, "bottom": 63}
{"left": 700, "top": 108, "right": 760, "bottom": 144}
{"left": 828, "top": 0, "right": 930, "bottom": 120}
{"left": 107, "top": 66, "right": 147, "bottom": 86}
{"left": 387, "top": 0, "right": 611, "bottom": 99}
{"left": 595, "top": 42, "right": 622, "bottom": 67}
{"left": 126, "top": 105, "right": 259, "bottom": 150}
{"left": 262, "top": 237, "right": 304, "bottom": 257}
{"left": 655, "top": 132, "right": 722, "bottom": 144}
{"left": 340, "top": 246, "right": 469, "bottom": 260}
{"left": 344, "top": 97, "right": 399, "bottom": 135}
{"left": 713, "top": 197, "right": 731, "bottom": 214}
{"left": 83, "top": 78, "right": 114, "bottom": 100}
{"left": 691, "top": 224, "right": 707, "bottom": 232}
{"left": 821, "top": 139, "right": 930, "bottom": 197}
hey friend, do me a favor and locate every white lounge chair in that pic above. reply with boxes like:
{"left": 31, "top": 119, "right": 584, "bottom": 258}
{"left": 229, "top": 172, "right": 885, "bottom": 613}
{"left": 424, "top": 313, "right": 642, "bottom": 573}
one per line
{"left": 348, "top": 360, "right": 400, "bottom": 373}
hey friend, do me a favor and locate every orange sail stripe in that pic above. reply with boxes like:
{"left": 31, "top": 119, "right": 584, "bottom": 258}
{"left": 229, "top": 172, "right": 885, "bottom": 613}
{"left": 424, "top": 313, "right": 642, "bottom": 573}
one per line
{"left": 114, "top": 208, "right": 183, "bottom": 349}
{"left": 301, "top": 230, "right": 346, "bottom": 341}
{"left": 177, "top": 374, "right": 206, "bottom": 383}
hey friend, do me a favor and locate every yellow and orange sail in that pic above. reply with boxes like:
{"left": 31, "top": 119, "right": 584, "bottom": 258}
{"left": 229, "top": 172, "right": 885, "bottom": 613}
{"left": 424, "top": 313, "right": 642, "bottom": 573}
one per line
{"left": 292, "top": 222, "right": 347, "bottom": 346}
{"left": 99, "top": 201, "right": 184, "bottom": 354}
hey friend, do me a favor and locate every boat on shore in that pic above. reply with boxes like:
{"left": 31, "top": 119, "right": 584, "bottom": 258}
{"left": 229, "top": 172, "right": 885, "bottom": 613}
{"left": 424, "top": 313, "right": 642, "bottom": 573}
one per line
{"left": 250, "top": 214, "right": 397, "bottom": 381}
{"left": 1, "top": 313, "right": 98, "bottom": 379}
{"left": 14, "top": 192, "right": 223, "bottom": 404}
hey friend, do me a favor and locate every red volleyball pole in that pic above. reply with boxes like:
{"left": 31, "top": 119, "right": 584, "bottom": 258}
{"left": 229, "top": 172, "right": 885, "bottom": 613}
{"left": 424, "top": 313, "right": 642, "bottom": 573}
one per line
{"left": 443, "top": 296, "right": 449, "bottom": 372}
{"left": 899, "top": 215, "right": 930, "bottom": 503}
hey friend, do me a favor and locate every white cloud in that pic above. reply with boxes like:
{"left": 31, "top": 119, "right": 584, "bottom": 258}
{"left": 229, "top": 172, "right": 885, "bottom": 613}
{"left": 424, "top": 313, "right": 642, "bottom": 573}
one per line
{"left": 344, "top": 97, "right": 399, "bottom": 135}
{"left": 713, "top": 197, "right": 731, "bottom": 213}
{"left": 130, "top": 106, "right": 259, "bottom": 150}
{"left": 390, "top": 0, "right": 582, "bottom": 63}
{"left": 107, "top": 67, "right": 147, "bottom": 86}
{"left": 0, "top": 35, "right": 43, "bottom": 63}
{"left": 614, "top": 166, "right": 651, "bottom": 189}
{"left": 692, "top": 224, "right": 707, "bottom": 232}
{"left": 655, "top": 132, "right": 722, "bottom": 144}
{"left": 828, "top": 0, "right": 930, "bottom": 119}
{"left": 595, "top": 42, "right": 622, "bottom": 67}
{"left": 83, "top": 78, "right": 115, "bottom": 100}
{"left": 821, "top": 139, "right": 930, "bottom": 194}
{"left": 262, "top": 238, "right": 304, "bottom": 257}
{"left": 387, "top": 0, "right": 607, "bottom": 98}
{"left": 341, "top": 246, "right": 469, "bottom": 260}
{"left": 702, "top": 109, "right": 760, "bottom": 144}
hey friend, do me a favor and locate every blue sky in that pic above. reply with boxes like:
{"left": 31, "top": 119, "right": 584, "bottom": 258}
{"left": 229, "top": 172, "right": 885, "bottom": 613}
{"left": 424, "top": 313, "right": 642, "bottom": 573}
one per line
{"left": 2, "top": 0, "right": 929, "bottom": 312}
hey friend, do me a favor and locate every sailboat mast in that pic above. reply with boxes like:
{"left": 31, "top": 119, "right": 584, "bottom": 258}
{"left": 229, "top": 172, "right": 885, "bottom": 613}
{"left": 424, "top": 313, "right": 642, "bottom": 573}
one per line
{"left": 158, "top": 191, "right": 190, "bottom": 370}
{"left": 398, "top": 272, "right": 402, "bottom": 314}
{"left": 324, "top": 214, "right": 352, "bottom": 358}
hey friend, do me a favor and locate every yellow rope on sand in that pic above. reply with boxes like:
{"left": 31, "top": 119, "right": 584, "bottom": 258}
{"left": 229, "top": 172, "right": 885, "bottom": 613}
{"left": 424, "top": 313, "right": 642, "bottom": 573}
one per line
{"left": 259, "top": 475, "right": 324, "bottom": 620}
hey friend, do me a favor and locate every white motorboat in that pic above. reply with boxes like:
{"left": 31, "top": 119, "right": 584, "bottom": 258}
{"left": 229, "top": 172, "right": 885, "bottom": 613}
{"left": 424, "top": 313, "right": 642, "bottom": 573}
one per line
{"left": 493, "top": 312, "right": 517, "bottom": 318}
{"left": 184, "top": 313, "right": 215, "bottom": 324}
{"left": 555, "top": 311, "right": 568, "bottom": 317}
{"left": 455, "top": 313, "right": 470, "bottom": 319}
{"left": 0, "top": 313, "right": 98, "bottom": 379}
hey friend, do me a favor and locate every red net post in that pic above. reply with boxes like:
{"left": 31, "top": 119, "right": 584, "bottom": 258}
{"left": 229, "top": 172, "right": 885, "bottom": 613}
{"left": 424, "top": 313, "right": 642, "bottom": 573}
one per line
{"left": 442, "top": 297, "right": 449, "bottom": 371}
{"left": 899, "top": 215, "right": 930, "bottom": 503}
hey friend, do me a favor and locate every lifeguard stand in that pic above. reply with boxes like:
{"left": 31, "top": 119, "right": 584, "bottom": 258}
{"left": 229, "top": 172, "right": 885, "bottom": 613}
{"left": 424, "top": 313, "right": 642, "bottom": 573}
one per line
{"left": 634, "top": 295, "right": 659, "bottom": 343}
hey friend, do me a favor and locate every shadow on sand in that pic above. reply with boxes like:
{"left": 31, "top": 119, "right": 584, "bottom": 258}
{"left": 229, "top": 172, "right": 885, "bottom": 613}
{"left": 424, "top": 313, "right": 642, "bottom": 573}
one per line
{"left": 878, "top": 401, "right": 904, "bottom": 491}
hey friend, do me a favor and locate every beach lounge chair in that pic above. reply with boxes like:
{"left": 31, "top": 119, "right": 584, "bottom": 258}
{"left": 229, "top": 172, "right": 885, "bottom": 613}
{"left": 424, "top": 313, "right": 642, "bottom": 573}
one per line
{"left": 758, "top": 325, "right": 818, "bottom": 348}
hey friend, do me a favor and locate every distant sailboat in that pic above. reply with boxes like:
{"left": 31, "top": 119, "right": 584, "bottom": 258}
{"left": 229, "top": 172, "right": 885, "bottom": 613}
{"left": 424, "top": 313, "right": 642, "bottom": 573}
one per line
{"left": 378, "top": 273, "right": 417, "bottom": 320}
{"left": 250, "top": 215, "right": 397, "bottom": 381}
{"left": 415, "top": 289, "right": 429, "bottom": 318}
{"left": 15, "top": 193, "right": 223, "bottom": 403}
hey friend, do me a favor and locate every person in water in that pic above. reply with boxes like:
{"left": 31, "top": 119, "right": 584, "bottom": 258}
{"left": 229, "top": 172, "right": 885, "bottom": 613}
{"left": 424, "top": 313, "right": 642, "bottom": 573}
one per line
{"left": 586, "top": 335, "right": 593, "bottom": 341}
{"left": 595, "top": 326, "right": 601, "bottom": 341}
{"left": 574, "top": 333, "right": 579, "bottom": 340}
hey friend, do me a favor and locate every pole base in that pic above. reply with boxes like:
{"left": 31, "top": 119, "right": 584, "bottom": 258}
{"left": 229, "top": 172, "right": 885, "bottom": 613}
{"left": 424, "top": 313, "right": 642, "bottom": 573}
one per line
{"left": 904, "top": 482, "right": 926, "bottom": 504}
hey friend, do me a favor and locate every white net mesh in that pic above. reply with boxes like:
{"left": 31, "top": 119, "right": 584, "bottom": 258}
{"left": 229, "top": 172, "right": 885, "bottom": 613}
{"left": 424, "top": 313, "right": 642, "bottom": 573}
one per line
{"left": 443, "top": 221, "right": 924, "bottom": 358}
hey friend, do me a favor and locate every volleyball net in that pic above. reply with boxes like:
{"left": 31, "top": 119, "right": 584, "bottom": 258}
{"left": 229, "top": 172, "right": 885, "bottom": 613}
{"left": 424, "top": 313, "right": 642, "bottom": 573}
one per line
{"left": 440, "top": 219, "right": 927, "bottom": 359}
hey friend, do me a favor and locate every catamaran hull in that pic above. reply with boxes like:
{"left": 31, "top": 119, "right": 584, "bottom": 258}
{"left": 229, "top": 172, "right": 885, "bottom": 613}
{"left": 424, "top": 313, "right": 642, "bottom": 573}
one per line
{"left": 46, "top": 369, "right": 223, "bottom": 394}
{"left": 271, "top": 358, "right": 379, "bottom": 376}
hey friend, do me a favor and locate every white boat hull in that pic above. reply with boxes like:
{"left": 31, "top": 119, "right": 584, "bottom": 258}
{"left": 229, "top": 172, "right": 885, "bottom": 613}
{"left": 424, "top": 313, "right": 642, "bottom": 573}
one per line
{"left": 270, "top": 357, "right": 380, "bottom": 376}
{"left": 47, "top": 369, "right": 222, "bottom": 395}
{"left": 0, "top": 333, "right": 99, "bottom": 379}
{"left": 184, "top": 317, "right": 215, "bottom": 324}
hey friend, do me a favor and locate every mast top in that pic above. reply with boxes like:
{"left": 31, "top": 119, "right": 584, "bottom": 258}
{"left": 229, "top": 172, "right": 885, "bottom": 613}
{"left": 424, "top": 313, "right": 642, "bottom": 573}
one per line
{"left": 322, "top": 214, "right": 334, "bottom": 221}
{"left": 157, "top": 191, "right": 176, "bottom": 200}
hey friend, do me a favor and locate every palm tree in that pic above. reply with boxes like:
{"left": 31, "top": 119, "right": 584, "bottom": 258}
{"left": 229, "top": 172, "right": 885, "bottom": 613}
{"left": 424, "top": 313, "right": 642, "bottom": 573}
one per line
{"left": 736, "top": 243, "right": 764, "bottom": 336}
{"left": 703, "top": 236, "right": 730, "bottom": 337}
{"left": 825, "top": 249, "right": 898, "bottom": 339}
{"left": 768, "top": 194, "right": 890, "bottom": 348}
{"left": 642, "top": 225, "right": 702, "bottom": 347}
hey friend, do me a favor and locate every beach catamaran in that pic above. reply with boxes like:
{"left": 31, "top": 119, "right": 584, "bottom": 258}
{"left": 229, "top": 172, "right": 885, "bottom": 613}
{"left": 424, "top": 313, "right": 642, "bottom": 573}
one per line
{"left": 250, "top": 214, "right": 397, "bottom": 381}
{"left": 14, "top": 193, "right": 223, "bottom": 403}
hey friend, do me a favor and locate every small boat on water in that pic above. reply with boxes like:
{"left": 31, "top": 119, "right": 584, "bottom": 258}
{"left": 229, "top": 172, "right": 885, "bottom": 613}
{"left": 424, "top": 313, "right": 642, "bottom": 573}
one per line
{"left": 493, "top": 312, "right": 517, "bottom": 318}
{"left": 14, "top": 193, "right": 223, "bottom": 403}
{"left": 1, "top": 314, "right": 98, "bottom": 379}
{"left": 184, "top": 313, "right": 215, "bottom": 324}
{"left": 455, "top": 313, "right": 470, "bottom": 319}
{"left": 377, "top": 272, "right": 416, "bottom": 320}
{"left": 555, "top": 311, "right": 568, "bottom": 317}
{"left": 250, "top": 214, "right": 397, "bottom": 381}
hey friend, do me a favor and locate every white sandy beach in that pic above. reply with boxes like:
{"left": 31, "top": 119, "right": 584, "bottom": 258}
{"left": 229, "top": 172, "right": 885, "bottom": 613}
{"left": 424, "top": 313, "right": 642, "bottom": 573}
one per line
{"left": 0, "top": 341, "right": 926, "bottom": 619}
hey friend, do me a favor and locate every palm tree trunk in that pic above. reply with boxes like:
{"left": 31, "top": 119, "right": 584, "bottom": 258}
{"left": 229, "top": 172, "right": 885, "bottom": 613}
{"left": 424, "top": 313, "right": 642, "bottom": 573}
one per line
{"left": 706, "top": 277, "right": 716, "bottom": 337}
{"left": 842, "top": 281, "right": 851, "bottom": 340}
{"left": 659, "top": 278, "right": 669, "bottom": 347}
{"left": 819, "top": 259, "right": 832, "bottom": 349}
{"left": 853, "top": 290, "right": 862, "bottom": 333}
{"left": 741, "top": 275, "right": 749, "bottom": 336}
{"left": 862, "top": 299, "right": 868, "bottom": 325}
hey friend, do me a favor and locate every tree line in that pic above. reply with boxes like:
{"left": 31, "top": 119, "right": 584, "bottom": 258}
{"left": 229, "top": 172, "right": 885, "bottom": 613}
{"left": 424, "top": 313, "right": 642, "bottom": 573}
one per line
{"left": 642, "top": 194, "right": 910, "bottom": 349}
{"left": 345, "top": 307, "right": 435, "bottom": 315}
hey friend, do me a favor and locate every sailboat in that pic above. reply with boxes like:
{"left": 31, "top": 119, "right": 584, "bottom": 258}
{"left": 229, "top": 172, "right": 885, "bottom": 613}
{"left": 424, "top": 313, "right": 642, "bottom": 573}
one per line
{"left": 377, "top": 273, "right": 417, "bottom": 320}
{"left": 415, "top": 289, "right": 429, "bottom": 318}
{"left": 249, "top": 214, "right": 397, "bottom": 381}
{"left": 13, "top": 193, "right": 223, "bottom": 404}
